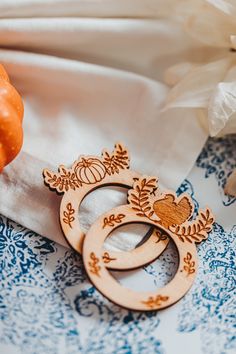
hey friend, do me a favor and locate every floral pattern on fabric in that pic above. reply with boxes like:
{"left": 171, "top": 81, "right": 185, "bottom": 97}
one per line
{"left": 178, "top": 223, "right": 236, "bottom": 354}
{"left": 196, "top": 136, "right": 236, "bottom": 206}
{"left": 0, "top": 136, "right": 235, "bottom": 354}
{"left": 0, "top": 216, "right": 164, "bottom": 354}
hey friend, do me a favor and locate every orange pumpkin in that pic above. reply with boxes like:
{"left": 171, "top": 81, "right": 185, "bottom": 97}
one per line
{"left": 75, "top": 157, "right": 106, "bottom": 184}
{"left": 0, "top": 64, "right": 24, "bottom": 171}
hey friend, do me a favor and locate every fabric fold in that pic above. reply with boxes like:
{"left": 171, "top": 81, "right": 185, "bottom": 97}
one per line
{"left": 0, "top": 49, "right": 207, "bottom": 246}
{"left": 0, "top": 3, "right": 209, "bottom": 247}
{"left": 0, "top": 0, "right": 174, "bottom": 19}
{"left": 0, "top": 17, "right": 205, "bottom": 79}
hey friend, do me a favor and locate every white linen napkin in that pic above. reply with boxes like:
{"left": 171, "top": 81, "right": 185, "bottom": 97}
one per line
{"left": 0, "top": 2, "right": 207, "bottom": 248}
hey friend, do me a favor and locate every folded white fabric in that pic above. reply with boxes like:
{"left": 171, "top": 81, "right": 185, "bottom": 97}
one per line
{"left": 0, "top": 0, "right": 174, "bottom": 18}
{"left": 0, "top": 2, "right": 207, "bottom": 248}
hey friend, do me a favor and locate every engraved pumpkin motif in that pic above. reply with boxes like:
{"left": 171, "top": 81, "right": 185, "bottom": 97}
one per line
{"left": 75, "top": 157, "right": 106, "bottom": 184}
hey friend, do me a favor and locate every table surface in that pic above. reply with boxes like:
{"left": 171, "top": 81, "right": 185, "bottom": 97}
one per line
{"left": 0, "top": 135, "right": 235, "bottom": 354}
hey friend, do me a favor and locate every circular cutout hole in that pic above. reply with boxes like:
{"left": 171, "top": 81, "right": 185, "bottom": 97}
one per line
{"left": 110, "top": 237, "right": 179, "bottom": 291}
{"left": 79, "top": 186, "right": 151, "bottom": 251}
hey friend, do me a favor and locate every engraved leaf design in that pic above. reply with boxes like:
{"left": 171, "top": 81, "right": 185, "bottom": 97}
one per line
{"left": 182, "top": 252, "right": 195, "bottom": 276}
{"left": 102, "top": 143, "right": 130, "bottom": 175}
{"left": 88, "top": 252, "right": 101, "bottom": 277}
{"left": 170, "top": 208, "right": 214, "bottom": 244}
{"left": 102, "top": 252, "right": 117, "bottom": 263}
{"left": 128, "top": 177, "right": 158, "bottom": 220}
{"left": 141, "top": 295, "right": 169, "bottom": 309}
{"left": 63, "top": 203, "right": 75, "bottom": 228}
{"left": 155, "top": 230, "right": 168, "bottom": 243}
{"left": 43, "top": 167, "right": 82, "bottom": 193}
{"left": 103, "top": 214, "right": 125, "bottom": 228}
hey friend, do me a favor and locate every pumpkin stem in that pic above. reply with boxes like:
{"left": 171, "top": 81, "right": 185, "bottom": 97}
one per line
{"left": 81, "top": 158, "right": 90, "bottom": 167}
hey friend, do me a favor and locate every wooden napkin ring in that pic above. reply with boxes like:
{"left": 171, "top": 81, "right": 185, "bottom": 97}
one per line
{"left": 43, "top": 143, "right": 169, "bottom": 270}
{"left": 83, "top": 176, "right": 215, "bottom": 311}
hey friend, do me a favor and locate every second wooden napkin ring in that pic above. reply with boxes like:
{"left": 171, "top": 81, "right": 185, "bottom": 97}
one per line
{"left": 43, "top": 143, "right": 169, "bottom": 270}
{"left": 83, "top": 176, "right": 215, "bottom": 311}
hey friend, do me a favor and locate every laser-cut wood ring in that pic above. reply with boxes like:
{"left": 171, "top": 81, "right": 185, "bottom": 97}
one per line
{"left": 43, "top": 143, "right": 169, "bottom": 270}
{"left": 83, "top": 176, "right": 215, "bottom": 311}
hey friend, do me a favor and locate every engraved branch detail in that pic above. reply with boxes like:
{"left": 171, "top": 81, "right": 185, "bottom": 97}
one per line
{"left": 128, "top": 177, "right": 157, "bottom": 220}
{"left": 103, "top": 214, "right": 125, "bottom": 228}
{"left": 88, "top": 252, "right": 101, "bottom": 277}
{"left": 155, "top": 229, "right": 168, "bottom": 243}
{"left": 63, "top": 203, "right": 75, "bottom": 228}
{"left": 102, "top": 143, "right": 129, "bottom": 175}
{"left": 102, "top": 252, "right": 117, "bottom": 264}
{"left": 182, "top": 252, "right": 195, "bottom": 275}
{"left": 141, "top": 295, "right": 169, "bottom": 309}
{"left": 170, "top": 208, "right": 214, "bottom": 243}
{"left": 44, "top": 168, "right": 82, "bottom": 192}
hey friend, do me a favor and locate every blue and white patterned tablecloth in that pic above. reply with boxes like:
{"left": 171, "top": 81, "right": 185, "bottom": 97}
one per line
{"left": 0, "top": 136, "right": 235, "bottom": 354}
